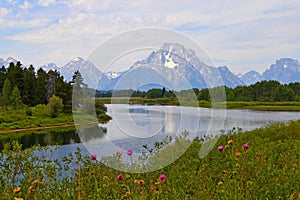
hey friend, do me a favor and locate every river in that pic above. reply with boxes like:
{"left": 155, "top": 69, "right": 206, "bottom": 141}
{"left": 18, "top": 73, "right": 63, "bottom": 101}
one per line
{"left": 1, "top": 104, "right": 299, "bottom": 168}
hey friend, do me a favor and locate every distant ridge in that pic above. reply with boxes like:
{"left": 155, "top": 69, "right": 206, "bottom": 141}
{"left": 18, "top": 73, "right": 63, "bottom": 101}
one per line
{"left": 2, "top": 44, "right": 300, "bottom": 90}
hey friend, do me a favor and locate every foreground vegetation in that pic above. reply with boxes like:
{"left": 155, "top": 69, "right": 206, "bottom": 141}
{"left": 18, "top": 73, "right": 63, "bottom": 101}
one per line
{"left": 1, "top": 120, "right": 299, "bottom": 199}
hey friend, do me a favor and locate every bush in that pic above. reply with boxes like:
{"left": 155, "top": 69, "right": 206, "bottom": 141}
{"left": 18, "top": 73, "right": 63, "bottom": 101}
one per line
{"left": 32, "top": 104, "right": 50, "bottom": 117}
{"left": 48, "top": 95, "right": 63, "bottom": 118}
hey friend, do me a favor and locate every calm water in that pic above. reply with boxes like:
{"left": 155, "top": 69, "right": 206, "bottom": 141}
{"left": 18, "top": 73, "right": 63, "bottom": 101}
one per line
{"left": 2, "top": 104, "right": 300, "bottom": 161}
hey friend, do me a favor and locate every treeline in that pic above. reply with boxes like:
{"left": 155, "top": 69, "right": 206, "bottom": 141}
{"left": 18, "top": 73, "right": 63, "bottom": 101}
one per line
{"left": 0, "top": 61, "right": 72, "bottom": 114}
{"left": 0, "top": 61, "right": 108, "bottom": 119}
{"left": 97, "top": 80, "right": 300, "bottom": 102}
{"left": 203, "top": 80, "right": 300, "bottom": 102}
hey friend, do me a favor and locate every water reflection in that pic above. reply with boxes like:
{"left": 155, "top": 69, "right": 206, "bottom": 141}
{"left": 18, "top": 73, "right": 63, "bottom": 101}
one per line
{"left": 0, "top": 125, "right": 107, "bottom": 150}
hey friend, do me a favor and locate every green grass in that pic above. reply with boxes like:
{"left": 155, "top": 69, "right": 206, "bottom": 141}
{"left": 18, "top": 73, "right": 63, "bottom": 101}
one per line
{"left": 0, "top": 120, "right": 299, "bottom": 199}
{"left": 0, "top": 111, "right": 74, "bottom": 131}
{"left": 0, "top": 109, "right": 111, "bottom": 132}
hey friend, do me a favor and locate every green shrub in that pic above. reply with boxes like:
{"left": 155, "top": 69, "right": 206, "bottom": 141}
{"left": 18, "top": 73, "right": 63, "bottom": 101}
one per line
{"left": 32, "top": 104, "right": 50, "bottom": 117}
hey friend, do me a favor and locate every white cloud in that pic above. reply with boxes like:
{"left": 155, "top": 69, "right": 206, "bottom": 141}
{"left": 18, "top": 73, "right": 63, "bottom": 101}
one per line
{"left": 19, "top": 1, "right": 32, "bottom": 10}
{"left": 6, "top": 0, "right": 17, "bottom": 5}
{"left": 1, "top": 17, "right": 51, "bottom": 29}
{"left": 2, "top": 0, "right": 300, "bottom": 72}
{"left": 37, "top": 0, "right": 57, "bottom": 7}
{"left": 0, "top": 7, "right": 10, "bottom": 18}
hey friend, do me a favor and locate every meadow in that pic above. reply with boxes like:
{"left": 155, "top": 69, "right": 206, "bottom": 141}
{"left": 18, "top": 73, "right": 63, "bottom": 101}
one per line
{"left": 0, "top": 119, "right": 299, "bottom": 199}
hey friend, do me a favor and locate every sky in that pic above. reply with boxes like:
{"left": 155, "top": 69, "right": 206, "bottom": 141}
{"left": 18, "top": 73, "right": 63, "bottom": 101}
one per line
{"left": 0, "top": 0, "right": 300, "bottom": 74}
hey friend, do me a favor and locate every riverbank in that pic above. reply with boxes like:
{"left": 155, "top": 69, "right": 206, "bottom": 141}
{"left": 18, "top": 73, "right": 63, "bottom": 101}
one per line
{"left": 97, "top": 97, "right": 300, "bottom": 111}
{"left": 0, "top": 111, "right": 111, "bottom": 133}
{"left": 1, "top": 119, "right": 299, "bottom": 199}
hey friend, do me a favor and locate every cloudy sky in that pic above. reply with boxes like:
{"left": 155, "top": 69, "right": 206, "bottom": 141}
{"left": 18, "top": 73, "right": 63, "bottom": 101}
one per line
{"left": 0, "top": 0, "right": 300, "bottom": 73}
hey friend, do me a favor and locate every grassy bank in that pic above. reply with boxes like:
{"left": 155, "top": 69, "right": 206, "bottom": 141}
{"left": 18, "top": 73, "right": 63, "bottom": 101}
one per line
{"left": 0, "top": 110, "right": 111, "bottom": 133}
{"left": 1, "top": 120, "right": 299, "bottom": 199}
{"left": 97, "top": 97, "right": 300, "bottom": 111}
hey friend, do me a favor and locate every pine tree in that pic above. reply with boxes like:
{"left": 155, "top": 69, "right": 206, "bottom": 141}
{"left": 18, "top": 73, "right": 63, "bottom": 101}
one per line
{"left": 0, "top": 65, "right": 6, "bottom": 92}
{"left": 1, "top": 78, "right": 12, "bottom": 110}
{"left": 10, "top": 85, "right": 24, "bottom": 110}
{"left": 23, "top": 65, "right": 36, "bottom": 106}
{"left": 54, "top": 75, "right": 72, "bottom": 113}
{"left": 6, "top": 61, "right": 24, "bottom": 94}
{"left": 46, "top": 70, "right": 59, "bottom": 101}
{"left": 35, "top": 68, "right": 48, "bottom": 105}
{"left": 71, "top": 70, "right": 87, "bottom": 110}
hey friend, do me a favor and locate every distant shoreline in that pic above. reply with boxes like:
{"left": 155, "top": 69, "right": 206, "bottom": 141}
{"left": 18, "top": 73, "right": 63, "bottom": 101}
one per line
{"left": 97, "top": 98, "right": 300, "bottom": 111}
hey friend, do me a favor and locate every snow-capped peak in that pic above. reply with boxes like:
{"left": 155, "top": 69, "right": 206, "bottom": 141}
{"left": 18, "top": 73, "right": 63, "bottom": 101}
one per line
{"left": 105, "top": 71, "right": 120, "bottom": 79}
{"left": 72, "top": 57, "right": 84, "bottom": 63}
{"left": 6, "top": 57, "right": 18, "bottom": 64}
{"left": 38, "top": 63, "right": 61, "bottom": 72}
{"left": 163, "top": 45, "right": 178, "bottom": 69}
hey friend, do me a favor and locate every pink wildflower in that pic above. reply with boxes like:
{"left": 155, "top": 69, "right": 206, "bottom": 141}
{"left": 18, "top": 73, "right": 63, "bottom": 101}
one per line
{"left": 217, "top": 146, "right": 224, "bottom": 151}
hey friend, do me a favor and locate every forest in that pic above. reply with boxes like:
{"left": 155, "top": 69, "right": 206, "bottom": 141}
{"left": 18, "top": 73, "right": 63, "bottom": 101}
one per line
{"left": 97, "top": 80, "right": 300, "bottom": 102}
{"left": 1, "top": 61, "right": 300, "bottom": 116}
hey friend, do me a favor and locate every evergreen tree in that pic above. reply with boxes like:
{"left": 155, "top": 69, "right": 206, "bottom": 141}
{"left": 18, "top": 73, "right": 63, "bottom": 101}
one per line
{"left": 10, "top": 85, "right": 24, "bottom": 110}
{"left": 54, "top": 75, "right": 72, "bottom": 113}
{"left": 0, "top": 65, "right": 6, "bottom": 92}
{"left": 46, "top": 70, "right": 58, "bottom": 101}
{"left": 35, "top": 68, "right": 48, "bottom": 105}
{"left": 71, "top": 71, "right": 86, "bottom": 110}
{"left": 274, "top": 85, "right": 295, "bottom": 101}
{"left": 23, "top": 65, "right": 36, "bottom": 106}
{"left": 6, "top": 61, "right": 24, "bottom": 94}
{"left": 1, "top": 78, "right": 12, "bottom": 110}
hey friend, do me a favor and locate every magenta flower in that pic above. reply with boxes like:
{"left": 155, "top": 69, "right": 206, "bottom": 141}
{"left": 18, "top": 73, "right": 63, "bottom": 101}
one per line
{"left": 217, "top": 146, "right": 224, "bottom": 151}
{"left": 159, "top": 174, "right": 166, "bottom": 180}
{"left": 91, "top": 154, "right": 96, "bottom": 160}
{"left": 243, "top": 143, "right": 249, "bottom": 150}
{"left": 127, "top": 150, "right": 133, "bottom": 156}
{"left": 117, "top": 173, "right": 123, "bottom": 181}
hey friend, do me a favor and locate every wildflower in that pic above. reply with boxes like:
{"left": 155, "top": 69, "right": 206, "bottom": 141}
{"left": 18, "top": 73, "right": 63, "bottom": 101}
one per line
{"left": 139, "top": 180, "right": 145, "bottom": 186}
{"left": 159, "top": 174, "right": 166, "bottom": 180}
{"left": 227, "top": 140, "right": 233, "bottom": 145}
{"left": 117, "top": 173, "right": 123, "bottom": 181}
{"left": 127, "top": 150, "right": 133, "bottom": 156}
{"left": 235, "top": 151, "right": 241, "bottom": 157}
{"left": 217, "top": 146, "right": 224, "bottom": 151}
{"left": 134, "top": 179, "right": 145, "bottom": 186}
{"left": 218, "top": 180, "right": 224, "bottom": 185}
{"left": 91, "top": 154, "right": 96, "bottom": 160}
{"left": 116, "top": 151, "right": 122, "bottom": 157}
{"left": 14, "top": 198, "right": 23, "bottom": 200}
{"left": 156, "top": 174, "right": 167, "bottom": 185}
{"left": 13, "top": 187, "right": 21, "bottom": 193}
{"left": 243, "top": 143, "right": 249, "bottom": 150}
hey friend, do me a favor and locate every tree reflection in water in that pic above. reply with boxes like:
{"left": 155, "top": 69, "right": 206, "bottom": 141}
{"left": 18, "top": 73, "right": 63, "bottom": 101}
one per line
{"left": 0, "top": 125, "right": 107, "bottom": 150}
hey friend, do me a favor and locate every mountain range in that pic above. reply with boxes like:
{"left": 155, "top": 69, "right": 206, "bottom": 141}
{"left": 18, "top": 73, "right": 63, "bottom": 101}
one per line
{"left": 1, "top": 43, "right": 300, "bottom": 90}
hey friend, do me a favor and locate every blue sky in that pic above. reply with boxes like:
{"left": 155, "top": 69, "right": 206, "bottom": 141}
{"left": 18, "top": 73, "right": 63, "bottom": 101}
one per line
{"left": 0, "top": 0, "right": 300, "bottom": 73}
